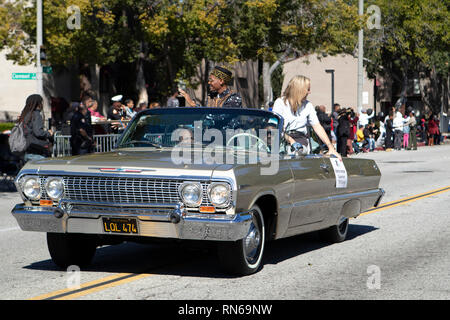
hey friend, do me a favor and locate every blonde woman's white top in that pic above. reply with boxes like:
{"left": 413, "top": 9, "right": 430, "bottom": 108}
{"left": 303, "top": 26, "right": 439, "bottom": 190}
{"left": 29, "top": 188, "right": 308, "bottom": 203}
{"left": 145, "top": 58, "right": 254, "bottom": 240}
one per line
{"left": 272, "top": 97, "right": 319, "bottom": 135}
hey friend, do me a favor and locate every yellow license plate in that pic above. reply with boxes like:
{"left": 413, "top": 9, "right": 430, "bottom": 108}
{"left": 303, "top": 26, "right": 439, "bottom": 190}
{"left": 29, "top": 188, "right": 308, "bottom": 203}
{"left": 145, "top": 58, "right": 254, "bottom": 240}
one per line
{"left": 102, "top": 217, "right": 138, "bottom": 234}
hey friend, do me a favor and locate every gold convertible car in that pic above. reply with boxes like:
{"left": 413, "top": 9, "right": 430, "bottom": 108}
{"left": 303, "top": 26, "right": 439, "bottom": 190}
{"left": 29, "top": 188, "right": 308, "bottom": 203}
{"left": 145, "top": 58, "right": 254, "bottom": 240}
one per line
{"left": 12, "top": 108, "right": 384, "bottom": 275}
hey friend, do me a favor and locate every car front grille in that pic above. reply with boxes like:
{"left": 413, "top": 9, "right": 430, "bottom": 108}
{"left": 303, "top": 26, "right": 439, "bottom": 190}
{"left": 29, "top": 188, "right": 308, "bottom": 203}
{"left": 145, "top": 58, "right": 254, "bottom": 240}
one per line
{"left": 38, "top": 175, "right": 219, "bottom": 206}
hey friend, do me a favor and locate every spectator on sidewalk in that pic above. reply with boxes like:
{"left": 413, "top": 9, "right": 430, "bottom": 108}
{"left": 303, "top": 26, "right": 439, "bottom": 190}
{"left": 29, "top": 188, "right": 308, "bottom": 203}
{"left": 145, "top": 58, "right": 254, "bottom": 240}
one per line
{"left": 149, "top": 101, "right": 161, "bottom": 109}
{"left": 167, "top": 90, "right": 180, "bottom": 108}
{"left": 385, "top": 112, "right": 394, "bottom": 151}
{"left": 363, "top": 124, "right": 375, "bottom": 151}
{"left": 375, "top": 112, "right": 385, "bottom": 148}
{"left": 356, "top": 125, "right": 367, "bottom": 152}
{"left": 407, "top": 109, "right": 417, "bottom": 150}
{"left": 87, "top": 99, "right": 105, "bottom": 121}
{"left": 332, "top": 103, "right": 340, "bottom": 138}
{"left": 427, "top": 115, "right": 439, "bottom": 146}
{"left": 71, "top": 103, "right": 95, "bottom": 155}
{"left": 358, "top": 108, "right": 374, "bottom": 128}
{"left": 18, "top": 94, "right": 53, "bottom": 162}
{"left": 434, "top": 115, "right": 441, "bottom": 145}
{"left": 136, "top": 102, "right": 148, "bottom": 112}
{"left": 402, "top": 113, "right": 410, "bottom": 149}
{"left": 393, "top": 109, "right": 404, "bottom": 150}
{"left": 124, "top": 99, "right": 136, "bottom": 119}
{"left": 336, "top": 108, "right": 350, "bottom": 157}
{"left": 348, "top": 109, "right": 358, "bottom": 154}
{"left": 316, "top": 105, "right": 332, "bottom": 152}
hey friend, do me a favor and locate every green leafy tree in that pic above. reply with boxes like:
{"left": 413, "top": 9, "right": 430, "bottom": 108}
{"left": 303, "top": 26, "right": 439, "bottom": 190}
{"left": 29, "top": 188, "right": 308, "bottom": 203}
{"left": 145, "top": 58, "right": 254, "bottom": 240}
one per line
{"left": 0, "top": 0, "right": 35, "bottom": 65}
{"left": 364, "top": 0, "right": 449, "bottom": 114}
{"left": 1, "top": 0, "right": 366, "bottom": 107}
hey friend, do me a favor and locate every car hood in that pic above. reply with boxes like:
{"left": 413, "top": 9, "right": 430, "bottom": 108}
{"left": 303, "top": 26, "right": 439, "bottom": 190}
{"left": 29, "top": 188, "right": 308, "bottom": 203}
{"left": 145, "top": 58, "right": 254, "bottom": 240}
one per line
{"left": 21, "top": 149, "right": 236, "bottom": 177}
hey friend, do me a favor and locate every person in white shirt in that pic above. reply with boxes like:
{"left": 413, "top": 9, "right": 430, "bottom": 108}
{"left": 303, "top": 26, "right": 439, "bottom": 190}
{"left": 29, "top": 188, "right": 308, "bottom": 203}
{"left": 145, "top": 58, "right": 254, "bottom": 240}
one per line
{"left": 376, "top": 113, "right": 386, "bottom": 148}
{"left": 358, "top": 108, "right": 374, "bottom": 127}
{"left": 392, "top": 109, "right": 404, "bottom": 150}
{"left": 272, "top": 75, "right": 341, "bottom": 160}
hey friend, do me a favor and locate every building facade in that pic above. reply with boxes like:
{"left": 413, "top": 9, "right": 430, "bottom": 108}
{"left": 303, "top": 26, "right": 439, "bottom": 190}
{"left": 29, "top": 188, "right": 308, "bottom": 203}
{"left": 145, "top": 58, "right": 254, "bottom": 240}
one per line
{"left": 281, "top": 54, "right": 376, "bottom": 115}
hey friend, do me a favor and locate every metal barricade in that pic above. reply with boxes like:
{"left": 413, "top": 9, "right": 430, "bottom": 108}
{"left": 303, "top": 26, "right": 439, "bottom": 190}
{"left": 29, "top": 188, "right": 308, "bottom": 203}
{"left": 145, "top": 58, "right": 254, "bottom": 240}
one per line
{"left": 53, "top": 132, "right": 72, "bottom": 157}
{"left": 53, "top": 132, "right": 121, "bottom": 157}
{"left": 93, "top": 134, "right": 121, "bottom": 153}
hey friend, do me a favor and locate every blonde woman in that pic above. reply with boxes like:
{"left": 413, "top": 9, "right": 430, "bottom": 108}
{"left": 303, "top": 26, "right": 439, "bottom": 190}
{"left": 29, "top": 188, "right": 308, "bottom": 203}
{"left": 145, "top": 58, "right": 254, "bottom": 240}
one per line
{"left": 272, "top": 75, "right": 341, "bottom": 160}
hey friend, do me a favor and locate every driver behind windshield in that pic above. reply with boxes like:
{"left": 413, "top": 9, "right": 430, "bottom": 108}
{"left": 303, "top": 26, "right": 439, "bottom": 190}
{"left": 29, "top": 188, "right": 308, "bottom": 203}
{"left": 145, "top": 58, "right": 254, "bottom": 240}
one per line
{"left": 177, "top": 128, "right": 194, "bottom": 146}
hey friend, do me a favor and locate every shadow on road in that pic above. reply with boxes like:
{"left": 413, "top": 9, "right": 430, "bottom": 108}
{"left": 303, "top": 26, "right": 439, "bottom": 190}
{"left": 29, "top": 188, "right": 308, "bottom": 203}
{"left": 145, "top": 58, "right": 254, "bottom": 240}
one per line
{"left": 263, "top": 224, "right": 378, "bottom": 266}
{"left": 23, "top": 224, "right": 378, "bottom": 279}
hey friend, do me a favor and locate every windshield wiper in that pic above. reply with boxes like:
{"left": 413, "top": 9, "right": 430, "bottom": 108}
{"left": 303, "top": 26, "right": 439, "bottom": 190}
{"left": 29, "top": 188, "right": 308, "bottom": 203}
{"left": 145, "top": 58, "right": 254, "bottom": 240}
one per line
{"left": 118, "top": 140, "right": 162, "bottom": 148}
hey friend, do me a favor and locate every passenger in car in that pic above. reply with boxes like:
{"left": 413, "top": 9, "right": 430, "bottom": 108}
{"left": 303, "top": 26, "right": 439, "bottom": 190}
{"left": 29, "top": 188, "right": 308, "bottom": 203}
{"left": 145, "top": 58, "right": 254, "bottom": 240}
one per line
{"left": 272, "top": 75, "right": 342, "bottom": 160}
{"left": 179, "top": 66, "right": 243, "bottom": 108}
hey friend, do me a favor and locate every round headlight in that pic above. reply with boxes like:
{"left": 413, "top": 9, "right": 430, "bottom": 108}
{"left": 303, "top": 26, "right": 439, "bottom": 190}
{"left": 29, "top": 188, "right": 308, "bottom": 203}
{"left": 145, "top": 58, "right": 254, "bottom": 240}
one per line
{"left": 45, "top": 177, "right": 64, "bottom": 200}
{"left": 208, "top": 183, "right": 231, "bottom": 208}
{"left": 22, "top": 176, "right": 41, "bottom": 200}
{"left": 179, "top": 183, "right": 202, "bottom": 207}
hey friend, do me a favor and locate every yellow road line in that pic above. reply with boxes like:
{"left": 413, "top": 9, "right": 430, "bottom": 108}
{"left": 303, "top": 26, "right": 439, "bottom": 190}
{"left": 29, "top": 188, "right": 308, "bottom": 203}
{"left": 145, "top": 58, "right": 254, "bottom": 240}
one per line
{"left": 29, "top": 273, "right": 141, "bottom": 300}
{"left": 54, "top": 273, "right": 151, "bottom": 300}
{"left": 360, "top": 185, "right": 450, "bottom": 216}
{"left": 30, "top": 185, "right": 450, "bottom": 300}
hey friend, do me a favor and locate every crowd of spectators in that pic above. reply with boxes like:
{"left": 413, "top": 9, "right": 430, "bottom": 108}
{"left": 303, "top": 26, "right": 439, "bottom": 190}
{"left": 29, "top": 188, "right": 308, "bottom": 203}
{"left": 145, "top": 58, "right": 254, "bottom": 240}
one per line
{"left": 7, "top": 89, "right": 447, "bottom": 160}
{"left": 314, "top": 103, "right": 445, "bottom": 157}
{"left": 46, "top": 90, "right": 167, "bottom": 155}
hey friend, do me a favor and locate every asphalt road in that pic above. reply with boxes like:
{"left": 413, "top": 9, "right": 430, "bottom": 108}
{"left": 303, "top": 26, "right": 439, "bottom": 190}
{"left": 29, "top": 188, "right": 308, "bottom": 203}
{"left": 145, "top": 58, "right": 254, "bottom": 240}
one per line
{"left": 1, "top": 143, "right": 449, "bottom": 301}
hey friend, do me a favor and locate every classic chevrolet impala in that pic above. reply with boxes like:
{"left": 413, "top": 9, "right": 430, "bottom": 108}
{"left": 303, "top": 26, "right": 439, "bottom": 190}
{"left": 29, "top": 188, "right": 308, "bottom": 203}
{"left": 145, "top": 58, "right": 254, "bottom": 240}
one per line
{"left": 12, "top": 108, "right": 384, "bottom": 275}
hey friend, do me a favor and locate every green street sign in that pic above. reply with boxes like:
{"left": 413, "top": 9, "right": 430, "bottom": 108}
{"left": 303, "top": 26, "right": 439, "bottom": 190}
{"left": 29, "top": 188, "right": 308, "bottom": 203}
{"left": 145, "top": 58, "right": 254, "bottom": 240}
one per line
{"left": 43, "top": 66, "right": 52, "bottom": 74}
{"left": 12, "top": 73, "right": 36, "bottom": 80}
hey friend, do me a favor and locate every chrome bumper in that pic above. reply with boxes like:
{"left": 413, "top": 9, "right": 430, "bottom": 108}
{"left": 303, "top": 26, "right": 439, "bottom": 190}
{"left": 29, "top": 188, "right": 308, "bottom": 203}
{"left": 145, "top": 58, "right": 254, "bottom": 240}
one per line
{"left": 11, "top": 201, "right": 253, "bottom": 241}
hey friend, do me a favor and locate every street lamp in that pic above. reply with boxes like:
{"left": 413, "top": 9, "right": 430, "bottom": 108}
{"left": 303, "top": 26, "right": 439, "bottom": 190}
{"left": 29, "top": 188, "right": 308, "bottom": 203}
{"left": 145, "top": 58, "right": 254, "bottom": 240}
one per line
{"left": 325, "top": 69, "right": 335, "bottom": 111}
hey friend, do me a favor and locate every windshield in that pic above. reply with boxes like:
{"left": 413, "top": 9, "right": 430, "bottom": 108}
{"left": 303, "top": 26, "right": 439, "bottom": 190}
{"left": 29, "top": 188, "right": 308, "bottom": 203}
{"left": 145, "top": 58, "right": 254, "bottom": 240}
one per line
{"left": 117, "top": 108, "right": 282, "bottom": 153}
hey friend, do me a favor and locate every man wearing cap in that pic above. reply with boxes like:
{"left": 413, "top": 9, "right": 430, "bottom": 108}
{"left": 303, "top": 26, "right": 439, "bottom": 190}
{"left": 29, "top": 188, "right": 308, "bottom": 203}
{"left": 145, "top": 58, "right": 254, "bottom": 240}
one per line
{"left": 107, "top": 95, "right": 126, "bottom": 133}
{"left": 179, "top": 66, "right": 243, "bottom": 108}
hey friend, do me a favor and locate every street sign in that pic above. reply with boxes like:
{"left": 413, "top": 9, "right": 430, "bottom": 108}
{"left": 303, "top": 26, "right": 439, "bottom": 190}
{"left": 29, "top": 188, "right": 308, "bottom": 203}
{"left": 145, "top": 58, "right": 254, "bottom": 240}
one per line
{"left": 12, "top": 73, "right": 36, "bottom": 80}
{"left": 43, "top": 66, "right": 52, "bottom": 74}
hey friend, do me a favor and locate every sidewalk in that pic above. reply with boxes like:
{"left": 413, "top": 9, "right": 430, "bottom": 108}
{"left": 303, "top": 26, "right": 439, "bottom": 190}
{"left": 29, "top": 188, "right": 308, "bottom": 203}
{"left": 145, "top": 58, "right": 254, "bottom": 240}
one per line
{"left": 360, "top": 135, "right": 448, "bottom": 153}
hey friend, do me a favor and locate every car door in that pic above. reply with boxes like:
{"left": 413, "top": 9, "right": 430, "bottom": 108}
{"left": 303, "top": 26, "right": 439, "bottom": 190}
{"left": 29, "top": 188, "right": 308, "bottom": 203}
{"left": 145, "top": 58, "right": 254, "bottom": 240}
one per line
{"left": 287, "top": 154, "right": 335, "bottom": 227}
{"left": 319, "top": 157, "right": 365, "bottom": 224}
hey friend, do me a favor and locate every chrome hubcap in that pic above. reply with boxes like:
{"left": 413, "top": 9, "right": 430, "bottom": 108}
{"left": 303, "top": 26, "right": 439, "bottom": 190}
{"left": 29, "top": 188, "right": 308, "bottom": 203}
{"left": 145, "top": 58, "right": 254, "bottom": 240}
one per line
{"left": 243, "top": 214, "right": 262, "bottom": 264}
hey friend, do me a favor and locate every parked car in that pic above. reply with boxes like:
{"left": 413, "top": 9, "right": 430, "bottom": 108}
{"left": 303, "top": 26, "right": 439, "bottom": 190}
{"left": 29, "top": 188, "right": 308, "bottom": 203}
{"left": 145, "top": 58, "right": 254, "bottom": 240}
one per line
{"left": 11, "top": 108, "right": 384, "bottom": 275}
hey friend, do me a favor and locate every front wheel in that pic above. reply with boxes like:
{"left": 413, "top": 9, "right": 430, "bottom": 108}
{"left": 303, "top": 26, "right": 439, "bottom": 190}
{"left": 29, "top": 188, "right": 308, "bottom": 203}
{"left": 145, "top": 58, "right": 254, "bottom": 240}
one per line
{"left": 217, "top": 205, "right": 265, "bottom": 276}
{"left": 47, "top": 233, "right": 97, "bottom": 269}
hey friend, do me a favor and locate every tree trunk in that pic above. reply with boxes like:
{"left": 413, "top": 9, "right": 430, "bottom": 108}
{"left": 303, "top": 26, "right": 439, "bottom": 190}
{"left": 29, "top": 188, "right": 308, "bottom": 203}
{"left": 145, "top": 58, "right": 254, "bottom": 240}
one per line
{"left": 136, "top": 58, "right": 148, "bottom": 105}
{"left": 89, "top": 64, "right": 100, "bottom": 100}
{"left": 262, "top": 48, "right": 292, "bottom": 107}
{"left": 262, "top": 61, "right": 272, "bottom": 107}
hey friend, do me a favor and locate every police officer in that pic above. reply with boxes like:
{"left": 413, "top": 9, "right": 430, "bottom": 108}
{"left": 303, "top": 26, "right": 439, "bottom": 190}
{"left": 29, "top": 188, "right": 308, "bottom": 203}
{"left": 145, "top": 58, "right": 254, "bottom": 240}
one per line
{"left": 71, "top": 103, "right": 94, "bottom": 155}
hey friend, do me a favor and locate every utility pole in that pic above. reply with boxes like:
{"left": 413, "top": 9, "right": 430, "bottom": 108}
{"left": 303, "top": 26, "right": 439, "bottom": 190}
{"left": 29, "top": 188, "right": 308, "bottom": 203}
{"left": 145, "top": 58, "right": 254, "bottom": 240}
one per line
{"left": 37, "top": 0, "right": 43, "bottom": 97}
{"left": 325, "top": 69, "right": 335, "bottom": 111}
{"left": 37, "top": 0, "right": 51, "bottom": 127}
{"left": 357, "top": 0, "right": 364, "bottom": 113}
